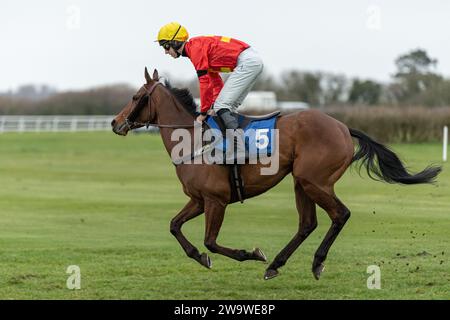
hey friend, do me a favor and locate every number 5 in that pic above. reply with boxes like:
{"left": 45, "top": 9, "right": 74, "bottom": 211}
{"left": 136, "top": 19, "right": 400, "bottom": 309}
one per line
{"left": 255, "top": 129, "right": 269, "bottom": 149}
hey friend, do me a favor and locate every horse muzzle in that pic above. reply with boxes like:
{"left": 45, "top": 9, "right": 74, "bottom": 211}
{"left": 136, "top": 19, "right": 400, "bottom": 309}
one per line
{"left": 111, "top": 119, "right": 130, "bottom": 136}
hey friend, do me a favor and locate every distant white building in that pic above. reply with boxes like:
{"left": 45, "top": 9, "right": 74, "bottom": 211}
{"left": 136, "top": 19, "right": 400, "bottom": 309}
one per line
{"left": 239, "top": 91, "right": 277, "bottom": 111}
{"left": 278, "top": 101, "right": 310, "bottom": 110}
{"left": 194, "top": 91, "right": 309, "bottom": 112}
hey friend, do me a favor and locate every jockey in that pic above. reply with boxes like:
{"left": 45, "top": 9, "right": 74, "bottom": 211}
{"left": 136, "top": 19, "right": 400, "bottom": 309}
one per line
{"left": 156, "top": 22, "right": 264, "bottom": 132}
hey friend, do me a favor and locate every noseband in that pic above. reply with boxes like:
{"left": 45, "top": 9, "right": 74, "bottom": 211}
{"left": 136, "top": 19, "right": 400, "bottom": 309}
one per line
{"left": 124, "top": 81, "right": 195, "bottom": 130}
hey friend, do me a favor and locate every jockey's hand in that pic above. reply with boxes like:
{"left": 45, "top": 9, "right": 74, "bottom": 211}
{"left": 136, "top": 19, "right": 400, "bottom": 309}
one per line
{"left": 196, "top": 114, "right": 207, "bottom": 123}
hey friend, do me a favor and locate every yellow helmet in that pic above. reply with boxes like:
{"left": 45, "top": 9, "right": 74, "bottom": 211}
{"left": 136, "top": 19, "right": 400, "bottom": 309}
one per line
{"left": 157, "top": 22, "right": 189, "bottom": 43}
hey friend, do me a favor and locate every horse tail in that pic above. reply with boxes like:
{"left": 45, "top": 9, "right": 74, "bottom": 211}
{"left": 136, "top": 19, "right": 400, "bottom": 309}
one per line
{"left": 349, "top": 128, "right": 442, "bottom": 184}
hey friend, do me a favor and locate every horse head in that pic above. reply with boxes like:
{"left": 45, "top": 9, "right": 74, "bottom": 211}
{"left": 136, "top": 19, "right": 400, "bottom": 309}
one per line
{"left": 111, "top": 67, "right": 161, "bottom": 136}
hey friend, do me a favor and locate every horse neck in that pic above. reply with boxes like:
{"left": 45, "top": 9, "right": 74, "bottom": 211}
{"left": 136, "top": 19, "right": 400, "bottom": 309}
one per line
{"left": 159, "top": 126, "right": 196, "bottom": 159}
{"left": 155, "top": 91, "right": 196, "bottom": 156}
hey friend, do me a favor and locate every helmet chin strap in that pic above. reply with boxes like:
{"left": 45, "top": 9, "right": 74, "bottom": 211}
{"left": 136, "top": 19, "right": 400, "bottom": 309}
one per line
{"left": 171, "top": 42, "right": 183, "bottom": 57}
{"left": 167, "top": 45, "right": 181, "bottom": 57}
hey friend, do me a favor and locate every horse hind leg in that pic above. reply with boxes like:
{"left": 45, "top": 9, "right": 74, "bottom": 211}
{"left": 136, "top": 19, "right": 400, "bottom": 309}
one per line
{"left": 300, "top": 180, "right": 351, "bottom": 280}
{"left": 264, "top": 180, "right": 317, "bottom": 280}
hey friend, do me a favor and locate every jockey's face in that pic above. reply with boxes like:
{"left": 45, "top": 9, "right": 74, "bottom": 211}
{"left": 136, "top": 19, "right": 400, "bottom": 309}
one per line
{"left": 165, "top": 46, "right": 179, "bottom": 59}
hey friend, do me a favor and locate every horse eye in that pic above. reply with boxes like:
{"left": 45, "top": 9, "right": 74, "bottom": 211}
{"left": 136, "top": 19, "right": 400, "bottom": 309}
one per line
{"left": 132, "top": 95, "right": 139, "bottom": 101}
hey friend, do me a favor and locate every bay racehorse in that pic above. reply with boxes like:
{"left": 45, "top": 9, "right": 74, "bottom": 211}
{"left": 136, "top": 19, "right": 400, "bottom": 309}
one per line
{"left": 111, "top": 68, "right": 441, "bottom": 280}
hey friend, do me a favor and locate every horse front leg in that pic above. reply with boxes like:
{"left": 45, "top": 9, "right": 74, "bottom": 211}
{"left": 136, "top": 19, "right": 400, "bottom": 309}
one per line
{"left": 203, "top": 199, "right": 267, "bottom": 263}
{"left": 170, "top": 199, "right": 211, "bottom": 268}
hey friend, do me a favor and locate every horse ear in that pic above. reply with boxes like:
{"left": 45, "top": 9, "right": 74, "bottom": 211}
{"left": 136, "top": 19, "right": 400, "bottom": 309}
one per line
{"left": 144, "top": 67, "right": 152, "bottom": 84}
{"left": 152, "top": 69, "right": 159, "bottom": 81}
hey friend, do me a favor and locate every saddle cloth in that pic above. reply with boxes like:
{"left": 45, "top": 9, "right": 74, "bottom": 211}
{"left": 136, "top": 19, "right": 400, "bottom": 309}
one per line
{"left": 205, "top": 111, "right": 279, "bottom": 157}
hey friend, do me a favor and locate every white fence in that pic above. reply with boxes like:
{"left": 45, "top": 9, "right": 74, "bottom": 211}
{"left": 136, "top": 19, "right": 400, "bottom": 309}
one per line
{"left": 0, "top": 115, "right": 117, "bottom": 133}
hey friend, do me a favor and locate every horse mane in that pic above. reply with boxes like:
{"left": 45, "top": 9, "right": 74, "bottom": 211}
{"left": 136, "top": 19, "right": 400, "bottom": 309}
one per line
{"left": 163, "top": 80, "right": 198, "bottom": 116}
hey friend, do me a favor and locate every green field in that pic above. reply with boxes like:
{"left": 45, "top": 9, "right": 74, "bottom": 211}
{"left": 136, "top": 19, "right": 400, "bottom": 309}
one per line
{"left": 0, "top": 132, "right": 449, "bottom": 299}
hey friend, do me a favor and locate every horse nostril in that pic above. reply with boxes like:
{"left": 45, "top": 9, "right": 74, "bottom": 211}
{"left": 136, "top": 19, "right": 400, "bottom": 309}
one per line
{"left": 111, "top": 119, "right": 116, "bottom": 127}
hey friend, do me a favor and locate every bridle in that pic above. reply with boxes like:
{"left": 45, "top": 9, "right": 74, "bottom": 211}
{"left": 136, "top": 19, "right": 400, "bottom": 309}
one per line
{"left": 123, "top": 81, "right": 195, "bottom": 130}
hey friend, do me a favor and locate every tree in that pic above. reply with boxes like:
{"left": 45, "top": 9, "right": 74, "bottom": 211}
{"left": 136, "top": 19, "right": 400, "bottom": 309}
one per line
{"left": 321, "top": 73, "right": 348, "bottom": 106}
{"left": 348, "top": 79, "right": 382, "bottom": 105}
{"left": 279, "top": 71, "right": 322, "bottom": 105}
{"left": 393, "top": 49, "right": 443, "bottom": 105}
{"left": 394, "top": 49, "right": 437, "bottom": 77}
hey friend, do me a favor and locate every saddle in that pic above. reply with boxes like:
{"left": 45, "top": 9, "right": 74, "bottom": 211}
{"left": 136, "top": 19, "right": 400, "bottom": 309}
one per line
{"left": 231, "top": 110, "right": 281, "bottom": 129}
{"left": 206, "top": 110, "right": 280, "bottom": 204}
{"left": 206, "top": 110, "right": 280, "bottom": 157}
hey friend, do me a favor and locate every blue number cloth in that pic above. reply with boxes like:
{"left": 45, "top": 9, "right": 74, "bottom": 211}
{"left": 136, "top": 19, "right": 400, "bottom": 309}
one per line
{"left": 205, "top": 114, "right": 278, "bottom": 157}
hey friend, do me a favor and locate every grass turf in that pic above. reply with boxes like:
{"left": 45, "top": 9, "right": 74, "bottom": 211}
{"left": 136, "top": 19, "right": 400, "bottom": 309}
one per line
{"left": 0, "top": 132, "right": 449, "bottom": 299}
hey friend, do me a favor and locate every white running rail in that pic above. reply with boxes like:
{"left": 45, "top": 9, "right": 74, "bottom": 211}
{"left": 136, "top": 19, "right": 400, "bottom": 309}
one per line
{"left": 0, "top": 115, "right": 156, "bottom": 133}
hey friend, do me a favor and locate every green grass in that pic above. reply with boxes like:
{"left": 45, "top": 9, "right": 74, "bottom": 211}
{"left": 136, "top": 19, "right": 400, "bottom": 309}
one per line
{"left": 0, "top": 132, "right": 449, "bottom": 299}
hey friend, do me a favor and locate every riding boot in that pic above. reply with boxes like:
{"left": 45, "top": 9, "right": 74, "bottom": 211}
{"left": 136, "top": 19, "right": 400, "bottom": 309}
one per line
{"left": 217, "top": 108, "right": 246, "bottom": 164}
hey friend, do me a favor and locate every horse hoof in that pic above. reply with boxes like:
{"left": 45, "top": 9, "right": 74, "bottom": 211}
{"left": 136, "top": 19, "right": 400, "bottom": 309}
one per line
{"left": 200, "top": 253, "right": 212, "bottom": 269}
{"left": 264, "top": 269, "right": 279, "bottom": 280}
{"left": 312, "top": 263, "right": 325, "bottom": 280}
{"left": 253, "top": 248, "right": 267, "bottom": 263}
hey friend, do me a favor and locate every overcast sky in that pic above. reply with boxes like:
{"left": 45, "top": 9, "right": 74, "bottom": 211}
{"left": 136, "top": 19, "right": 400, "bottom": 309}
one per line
{"left": 1, "top": 0, "right": 450, "bottom": 91}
